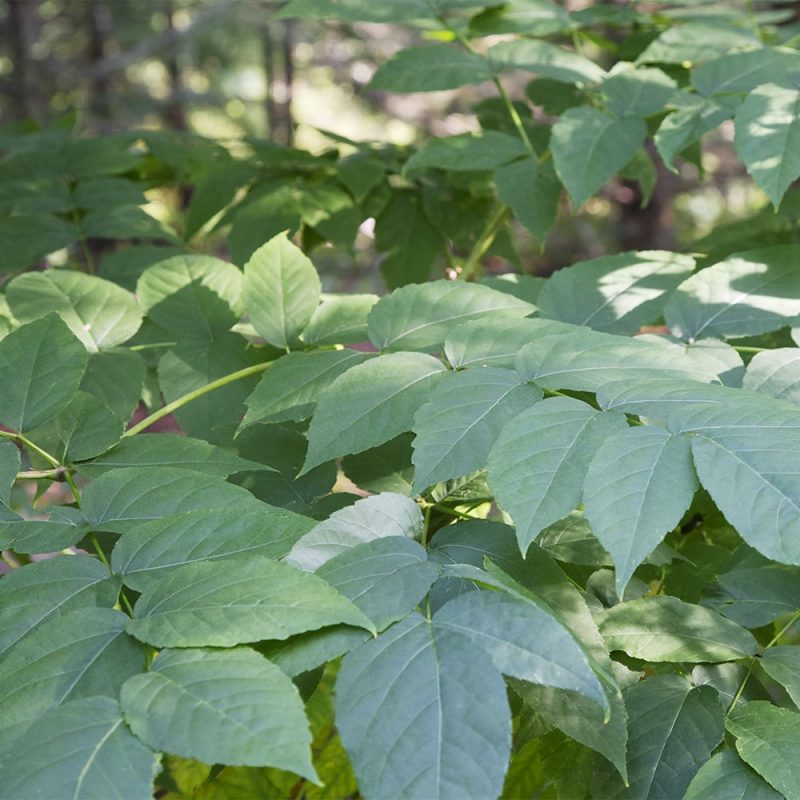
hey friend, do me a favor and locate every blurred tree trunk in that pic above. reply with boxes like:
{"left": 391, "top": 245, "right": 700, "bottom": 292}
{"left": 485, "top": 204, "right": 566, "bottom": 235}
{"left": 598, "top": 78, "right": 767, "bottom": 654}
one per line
{"left": 87, "top": 0, "right": 113, "bottom": 124}
{"left": 263, "top": 4, "right": 294, "bottom": 146}
{"left": 6, "top": 0, "right": 40, "bottom": 122}
{"left": 164, "top": 0, "right": 187, "bottom": 130}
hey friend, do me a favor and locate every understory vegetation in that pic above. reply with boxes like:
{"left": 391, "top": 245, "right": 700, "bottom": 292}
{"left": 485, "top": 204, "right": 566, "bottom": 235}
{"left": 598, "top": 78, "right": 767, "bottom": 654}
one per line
{"left": 1, "top": 1, "right": 800, "bottom": 798}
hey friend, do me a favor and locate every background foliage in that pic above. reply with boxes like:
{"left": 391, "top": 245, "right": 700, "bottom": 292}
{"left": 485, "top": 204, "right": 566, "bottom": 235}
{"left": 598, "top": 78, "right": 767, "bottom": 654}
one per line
{"left": 2, "top": 1, "right": 800, "bottom": 798}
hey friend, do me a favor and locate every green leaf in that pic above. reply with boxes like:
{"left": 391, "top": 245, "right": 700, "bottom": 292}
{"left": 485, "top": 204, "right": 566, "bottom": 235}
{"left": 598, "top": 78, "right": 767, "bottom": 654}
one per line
{"left": 0, "top": 607, "right": 143, "bottom": 735}
{"left": 684, "top": 750, "right": 783, "bottom": 800}
{"left": 583, "top": 426, "right": 698, "bottom": 595}
{"left": 515, "top": 324, "right": 726, "bottom": 391}
{"left": 551, "top": 107, "right": 647, "bottom": 207}
{"left": 374, "top": 189, "right": 443, "bottom": 287}
{"left": 41, "top": 390, "right": 124, "bottom": 461}
{"left": 594, "top": 676, "right": 724, "bottom": 799}
{"left": 599, "top": 595, "right": 758, "bottom": 662}
{"left": 121, "top": 647, "right": 317, "bottom": 779}
{"left": 302, "top": 294, "right": 378, "bottom": 346}
{"left": 692, "top": 47, "right": 800, "bottom": 96}
{"left": 735, "top": 84, "right": 800, "bottom": 207}
{"left": 342, "top": 434, "right": 415, "bottom": 495}
{"left": 601, "top": 64, "right": 676, "bottom": 117}
{"left": 6, "top": 270, "right": 142, "bottom": 351}
{"left": 495, "top": 156, "right": 561, "bottom": 242}
{"left": 77, "top": 434, "right": 265, "bottom": 477}
{"left": 712, "top": 548, "right": 800, "bottom": 627}
{"left": 760, "top": 646, "right": 800, "bottom": 709}
{"left": 368, "top": 46, "right": 493, "bottom": 92}
{"left": 302, "top": 352, "right": 446, "bottom": 472}
{"left": 126, "top": 555, "right": 375, "bottom": 647}
{"left": 280, "top": 0, "right": 484, "bottom": 23}
{"left": 411, "top": 366, "right": 541, "bottom": 493}
{"left": 470, "top": 0, "right": 571, "bottom": 36}
{"left": 655, "top": 98, "right": 731, "bottom": 170}
{"left": 488, "top": 396, "right": 628, "bottom": 552}
{"left": 240, "top": 350, "right": 368, "bottom": 430}
{"left": 80, "top": 348, "right": 146, "bottom": 422}
{"left": 636, "top": 22, "right": 760, "bottom": 65}
{"left": 368, "top": 280, "right": 534, "bottom": 352}
{"left": 0, "top": 555, "right": 118, "bottom": 659}
{"left": 0, "top": 697, "right": 159, "bottom": 800}
{"left": 666, "top": 246, "right": 800, "bottom": 341}
{"left": 336, "top": 613, "right": 511, "bottom": 800}
{"left": 317, "top": 537, "right": 439, "bottom": 630}
{"left": 489, "top": 39, "right": 605, "bottom": 85}
{"left": 98, "top": 244, "right": 185, "bottom": 291}
{"left": 287, "top": 492, "right": 423, "bottom": 571}
{"left": 743, "top": 347, "right": 800, "bottom": 404}
{"left": 82, "top": 205, "right": 177, "bottom": 242}
{"left": 435, "top": 588, "right": 606, "bottom": 708}
{"left": 404, "top": 131, "right": 526, "bottom": 175}
{"left": 0, "top": 213, "right": 77, "bottom": 272}
{"left": 0, "top": 440, "right": 20, "bottom": 506}
{"left": 0, "top": 513, "right": 87, "bottom": 554}
{"left": 258, "top": 626, "right": 371, "bottom": 678}
{"left": 111, "top": 507, "right": 313, "bottom": 590}
{"left": 137, "top": 254, "right": 243, "bottom": 340}
{"left": 444, "top": 317, "right": 543, "bottom": 369}
{"left": 690, "top": 430, "right": 800, "bottom": 564}
{"left": 242, "top": 232, "right": 321, "bottom": 348}
{"left": 0, "top": 315, "right": 88, "bottom": 432}
{"left": 82, "top": 466, "right": 266, "bottom": 534}
{"left": 727, "top": 701, "right": 800, "bottom": 800}
{"left": 536, "top": 251, "right": 695, "bottom": 334}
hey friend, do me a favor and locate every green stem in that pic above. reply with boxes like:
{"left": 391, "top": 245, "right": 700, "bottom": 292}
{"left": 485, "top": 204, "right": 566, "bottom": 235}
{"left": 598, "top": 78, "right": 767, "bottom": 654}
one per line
{"left": 129, "top": 341, "right": 177, "bottom": 352}
{"left": 15, "top": 468, "right": 66, "bottom": 481}
{"left": 428, "top": 502, "right": 474, "bottom": 521}
{"left": 726, "top": 609, "right": 800, "bottom": 716}
{"left": 460, "top": 205, "right": 511, "bottom": 280}
{"left": 0, "top": 431, "right": 61, "bottom": 469}
{"left": 731, "top": 345, "right": 766, "bottom": 354}
{"left": 124, "top": 361, "right": 272, "bottom": 437}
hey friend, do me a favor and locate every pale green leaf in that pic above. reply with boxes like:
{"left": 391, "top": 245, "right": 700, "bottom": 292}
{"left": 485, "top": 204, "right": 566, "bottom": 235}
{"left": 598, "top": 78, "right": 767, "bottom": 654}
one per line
{"left": 692, "top": 47, "right": 800, "bottom": 96}
{"left": 599, "top": 595, "right": 758, "bottom": 662}
{"left": 77, "top": 434, "right": 265, "bottom": 477}
{"left": 435, "top": 588, "right": 606, "bottom": 708}
{"left": 594, "top": 676, "right": 724, "bottom": 800}
{"left": 412, "top": 367, "right": 541, "bottom": 492}
{"left": 760, "top": 646, "right": 800, "bottom": 709}
{"left": 0, "top": 555, "right": 118, "bottom": 659}
{"left": 684, "top": 750, "right": 783, "bottom": 800}
{"left": 404, "top": 131, "right": 526, "bottom": 175}
{"left": 727, "top": 701, "right": 800, "bottom": 800}
{"left": 0, "top": 315, "right": 88, "bottom": 432}
{"left": 536, "top": 251, "right": 695, "bottom": 334}
{"left": 367, "top": 280, "right": 534, "bottom": 353}
{"left": 82, "top": 466, "right": 265, "bottom": 534}
{"left": 121, "top": 647, "right": 316, "bottom": 779}
{"left": 602, "top": 64, "right": 676, "bottom": 117}
{"left": 637, "top": 23, "right": 760, "bottom": 65}
{"left": 444, "top": 317, "right": 545, "bottom": 369}
{"left": 302, "top": 294, "right": 378, "bottom": 346}
{"left": 655, "top": 98, "right": 731, "bottom": 170}
{"left": 137, "top": 254, "right": 243, "bottom": 340}
{"left": 317, "top": 536, "right": 439, "bottom": 630}
{"left": 302, "top": 352, "right": 446, "bottom": 472}
{"left": 666, "top": 246, "right": 800, "bottom": 340}
{"left": 287, "top": 491, "right": 423, "bottom": 571}
{"left": 6, "top": 270, "right": 142, "bottom": 351}
{"left": 242, "top": 232, "right": 321, "bottom": 348}
{"left": 45, "top": 390, "right": 124, "bottom": 461}
{"left": 735, "top": 84, "right": 800, "bottom": 207}
{"left": 583, "top": 426, "right": 698, "bottom": 595}
{"left": 551, "top": 107, "right": 646, "bottom": 207}
{"left": 488, "top": 396, "right": 628, "bottom": 552}
{"left": 280, "top": 0, "right": 484, "bottom": 23}
{"left": 240, "top": 350, "right": 368, "bottom": 429}
{"left": 0, "top": 697, "right": 159, "bottom": 800}
{"left": 80, "top": 348, "right": 146, "bottom": 422}
{"left": 489, "top": 39, "right": 605, "bottom": 85}
{"left": 127, "top": 555, "right": 375, "bottom": 647}
{"left": 336, "top": 613, "right": 511, "bottom": 800}
{"left": 368, "top": 46, "right": 493, "bottom": 92}
{"left": 743, "top": 348, "right": 800, "bottom": 404}
{"left": 0, "top": 607, "right": 143, "bottom": 734}
{"left": 0, "top": 513, "right": 88, "bottom": 554}
{"left": 258, "top": 626, "right": 370, "bottom": 678}
{"left": 111, "top": 507, "right": 314, "bottom": 590}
